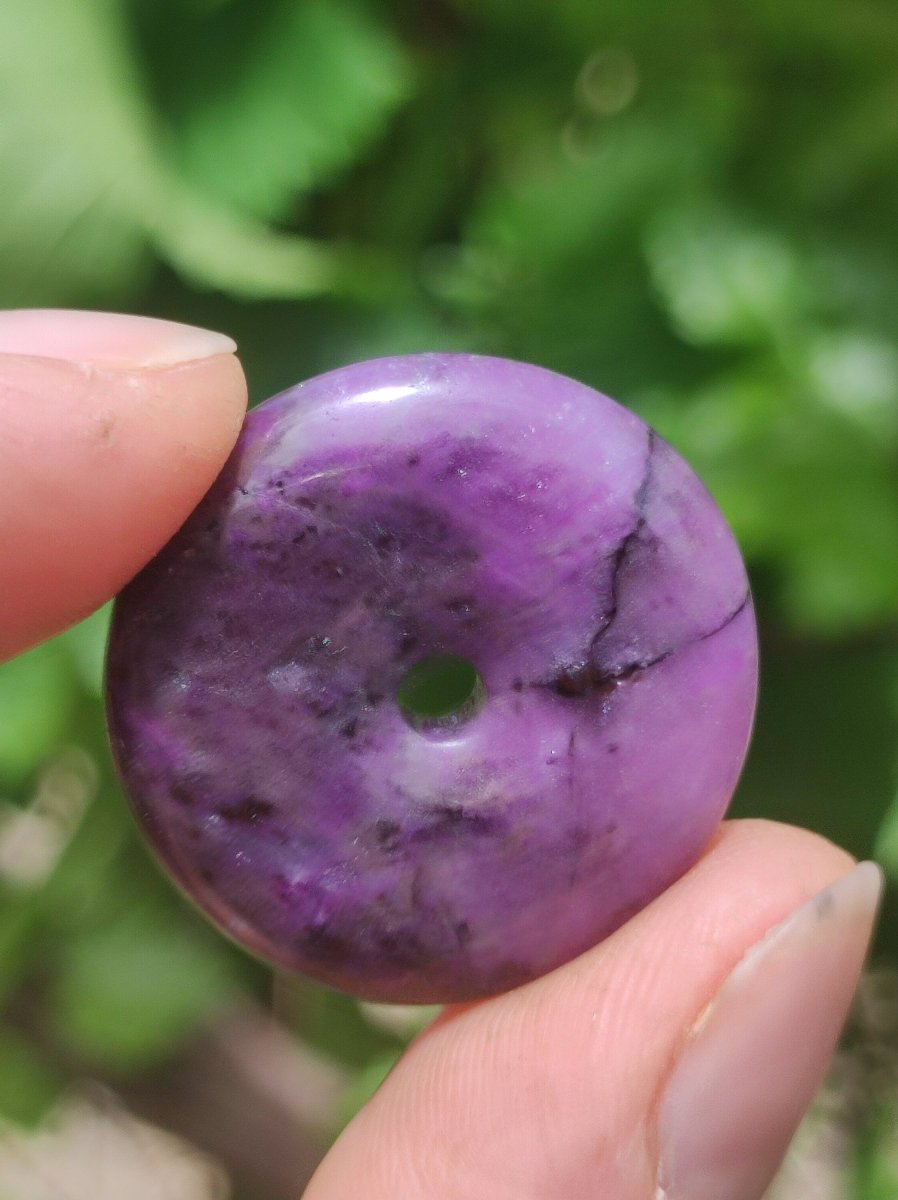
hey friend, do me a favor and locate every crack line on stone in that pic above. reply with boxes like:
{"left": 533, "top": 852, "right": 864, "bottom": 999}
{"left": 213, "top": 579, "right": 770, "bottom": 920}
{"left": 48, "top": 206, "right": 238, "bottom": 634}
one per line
{"left": 540, "top": 588, "right": 750, "bottom": 699}
{"left": 567, "top": 728, "right": 577, "bottom": 806}
{"left": 695, "top": 590, "right": 750, "bottom": 643}
{"left": 589, "top": 427, "right": 657, "bottom": 652}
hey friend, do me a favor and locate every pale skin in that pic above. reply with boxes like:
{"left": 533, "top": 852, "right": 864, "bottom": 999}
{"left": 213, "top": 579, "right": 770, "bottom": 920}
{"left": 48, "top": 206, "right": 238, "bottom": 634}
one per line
{"left": 0, "top": 309, "right": 875, "bottom": 1200}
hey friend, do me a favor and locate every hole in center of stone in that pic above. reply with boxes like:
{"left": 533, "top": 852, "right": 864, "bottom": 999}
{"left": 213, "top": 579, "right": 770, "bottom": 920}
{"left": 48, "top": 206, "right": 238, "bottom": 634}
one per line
{"left": 396, "top": 654, "right": 485, "bottom": 730}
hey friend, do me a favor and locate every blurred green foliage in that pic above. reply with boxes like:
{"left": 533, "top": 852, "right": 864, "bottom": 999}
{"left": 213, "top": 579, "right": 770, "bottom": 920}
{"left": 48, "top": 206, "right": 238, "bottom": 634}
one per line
{"left": 1, "top": 0, "right": 897, "bottom": 1191}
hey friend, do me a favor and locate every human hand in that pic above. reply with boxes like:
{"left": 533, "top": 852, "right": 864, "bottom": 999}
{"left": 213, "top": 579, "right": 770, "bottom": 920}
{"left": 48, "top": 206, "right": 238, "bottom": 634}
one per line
{"left": 0, "top": 308, "right": 881, "bottom": 1200}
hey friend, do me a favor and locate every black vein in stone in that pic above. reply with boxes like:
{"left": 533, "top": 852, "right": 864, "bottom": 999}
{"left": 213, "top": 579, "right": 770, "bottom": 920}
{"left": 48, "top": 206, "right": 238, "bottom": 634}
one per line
{"left": 589, "top": 427, "right": 657, "bottom": 651}
{"left": 612, "top": 588, "right": 750, "bottom": 679}
{"left": 695, "top": 591, "right": 750, "bottom": 643}
{"left": 539, "top": 428, "right": 658, "bottom": 700}
{"left": 567, "top": 728, "right": 577, "bottom": 805}
{"left": 541, "top": 589, "right": 750, "bottom": 700}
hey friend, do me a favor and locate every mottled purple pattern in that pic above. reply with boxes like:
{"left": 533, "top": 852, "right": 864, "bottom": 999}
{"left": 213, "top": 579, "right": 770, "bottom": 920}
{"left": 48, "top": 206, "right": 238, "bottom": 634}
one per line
{"left": 106, "top": 354, "right": 758, "bottom": 1003}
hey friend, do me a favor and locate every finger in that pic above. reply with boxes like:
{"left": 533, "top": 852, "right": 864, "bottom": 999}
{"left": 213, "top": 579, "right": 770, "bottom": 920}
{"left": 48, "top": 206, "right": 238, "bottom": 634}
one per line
{"left": 0, "top": 309, "right": 247, "bottom": 660}
{"left": 304, "top": 820, "right": 880, "bottom": 1200}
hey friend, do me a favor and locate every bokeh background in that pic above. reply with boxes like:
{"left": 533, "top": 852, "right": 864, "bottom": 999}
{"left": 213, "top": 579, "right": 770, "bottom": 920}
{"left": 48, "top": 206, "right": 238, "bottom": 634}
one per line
{"left": 2, "top": 0, "right": 898, "bottom": 1196}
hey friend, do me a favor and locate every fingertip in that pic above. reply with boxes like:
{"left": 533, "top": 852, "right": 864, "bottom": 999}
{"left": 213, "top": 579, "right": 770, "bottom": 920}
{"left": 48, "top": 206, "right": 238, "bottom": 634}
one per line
{"left": 134, "top": 349, "right": 249, "bottom": 463}
{"left": 0, "top": 326, "right": 248, "bottom": 659}
{"left": 687, "top": 818, "right": 856, "bottom": 907}
{"left": 0, "top": 308, "right": 238, "bottom": 367}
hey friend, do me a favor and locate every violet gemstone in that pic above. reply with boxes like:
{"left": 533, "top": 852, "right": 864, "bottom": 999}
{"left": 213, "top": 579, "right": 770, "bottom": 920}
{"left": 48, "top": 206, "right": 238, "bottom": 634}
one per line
{"left": 106, "top": 354, "right": 758, "bottom": 1003}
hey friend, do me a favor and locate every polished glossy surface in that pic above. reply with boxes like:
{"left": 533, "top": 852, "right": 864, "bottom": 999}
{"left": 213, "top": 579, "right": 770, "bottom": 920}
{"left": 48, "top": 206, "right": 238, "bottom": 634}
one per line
{"left": 106, "top": 354, "right": 758, "bottom": 1002}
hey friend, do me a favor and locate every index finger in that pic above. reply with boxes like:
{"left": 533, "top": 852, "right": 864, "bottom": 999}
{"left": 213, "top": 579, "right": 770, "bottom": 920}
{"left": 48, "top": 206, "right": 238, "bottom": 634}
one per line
{"left": 0, "top": 309, "right": 247, "bottom": 661}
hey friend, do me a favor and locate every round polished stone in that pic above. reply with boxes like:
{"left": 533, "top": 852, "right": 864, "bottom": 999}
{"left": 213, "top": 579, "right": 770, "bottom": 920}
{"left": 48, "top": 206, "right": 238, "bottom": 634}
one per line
{"left": 106, "top": 354, "right": 758, "bottom": 1002}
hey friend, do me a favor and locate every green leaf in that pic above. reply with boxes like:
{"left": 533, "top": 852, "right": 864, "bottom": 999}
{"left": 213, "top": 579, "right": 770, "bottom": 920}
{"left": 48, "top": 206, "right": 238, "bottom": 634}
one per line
{"left": 0, "top": 0, "right": 366, "bottom": 304}
{"left": 874, "top": 783, "right": 898, "bottom": 883}
{"left": 174, "top": 0, "right": 414, "bottom": 222}
{"left": 0, "top": 1029, "right": 63, "bottom": 1125}
{"left": 0, "top": 0, "right": 154, "bottom": 305}
{"left": 803, "top": 329, "right": 898, "bottom": 445}
{"left": 60, "top": 606, "right": 113, "bottom": 699}
{"left": 447, "top": 115, "right": 719, "bottom": 382}
{"left": 645, "top": 205, "right": 808, "bottom": 347}
{"left": 0, "top": 643, "right": 75, "bottom": 790}
{"left": 732, "top": 640, "right": 898, "bottom": 860}
{"left": 767, "top": 422, "right": 898, "bottom": 634}
{"left": 852, "top": 1101, "right": 898, "bottom": 1200}
{"left": 149, "top": 188, "right": 344, "bottom": 299}
{"left": 288, "top": 983, "right": 400, "bottom": 1070}
{"left": 334, "top": 1049, "right": 401, "bottom": 1130}
{"left": 642, "top": 356, "right": 898, "bottom": 636}
{"left": 467, "top": 119, "right": 705, "bottom": 276}
{"left": 0, "top": 767, "right": 126, "bottom": 1010}
{"left": 52, "top": 903, "right": 240, "bottom": 1070}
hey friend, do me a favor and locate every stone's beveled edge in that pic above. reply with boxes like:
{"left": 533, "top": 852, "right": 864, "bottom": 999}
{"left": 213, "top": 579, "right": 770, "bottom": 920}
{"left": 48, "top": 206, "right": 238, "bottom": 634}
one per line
{"left": 236, "top": 351, "right": 645, "bottom": 473}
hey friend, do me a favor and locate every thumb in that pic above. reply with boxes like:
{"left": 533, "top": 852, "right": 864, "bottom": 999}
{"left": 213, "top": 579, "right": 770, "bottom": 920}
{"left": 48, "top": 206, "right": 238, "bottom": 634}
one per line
{"left": 0, "top": 309, "right": 247, "bottom": 661}
{"left": 304, "top": 820, "right": 880, "bottom": 1200}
